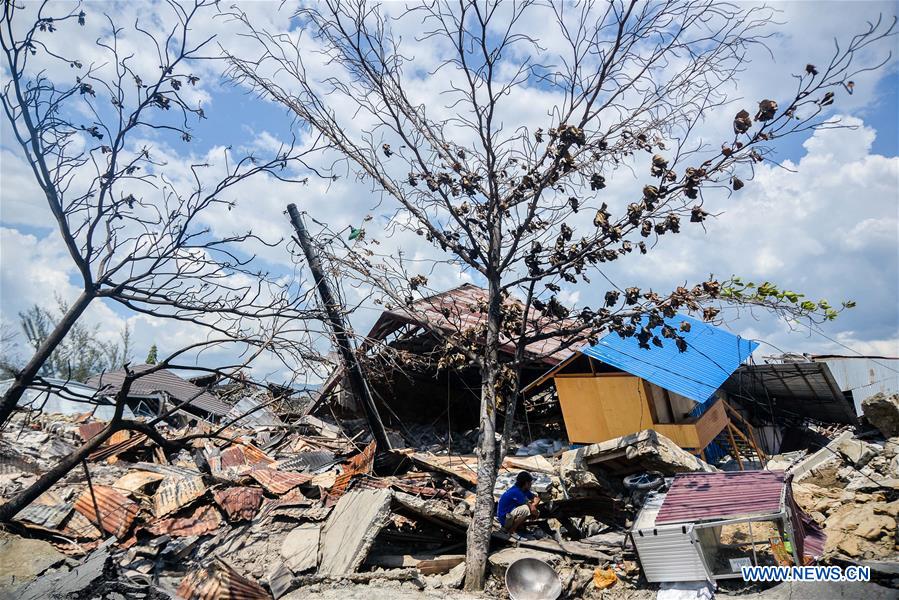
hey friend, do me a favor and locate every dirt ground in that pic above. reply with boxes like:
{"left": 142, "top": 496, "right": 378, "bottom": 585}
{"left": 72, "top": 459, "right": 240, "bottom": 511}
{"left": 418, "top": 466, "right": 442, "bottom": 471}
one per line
{"left": 279, "top": 580, "right": 898, "bottom": 599}
{"left": 282, "top": 583, "right": 487, "bottom": 599}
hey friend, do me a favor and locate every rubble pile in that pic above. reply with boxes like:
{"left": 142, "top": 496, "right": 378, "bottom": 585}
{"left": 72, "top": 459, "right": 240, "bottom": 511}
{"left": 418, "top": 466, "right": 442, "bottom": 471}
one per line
{"left": 4, "top": 383, "right": 899, "bottom": 598}
{"left": 778, "top": 423, "right": 899, "bottom": 566}
{"left": 0, "top": 404, "right": 645, "bottom": 600}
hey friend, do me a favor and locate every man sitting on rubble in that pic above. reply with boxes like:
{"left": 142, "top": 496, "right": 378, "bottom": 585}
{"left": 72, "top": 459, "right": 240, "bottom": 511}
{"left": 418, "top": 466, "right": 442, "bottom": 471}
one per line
{"left": 497, "top": 471, "right": 540, "bottom": 536}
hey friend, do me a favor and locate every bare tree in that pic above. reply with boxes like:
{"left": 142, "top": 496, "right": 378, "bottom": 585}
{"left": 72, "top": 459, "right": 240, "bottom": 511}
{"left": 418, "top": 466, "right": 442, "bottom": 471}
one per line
{"left": 0, "top": 0, "right": 327, "bottom": 425}
{"left": 227, "top": 0, "right": 894, "bottom": 588}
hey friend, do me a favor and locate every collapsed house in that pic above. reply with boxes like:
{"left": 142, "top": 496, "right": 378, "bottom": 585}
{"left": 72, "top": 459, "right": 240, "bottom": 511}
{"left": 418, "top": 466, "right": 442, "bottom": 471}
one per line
{"left": 317, "top": 283, "right": 572, "bottom": 435}
{"left": 87, "top": 364, "right": 231, "bottom": 424}
{"left": 724, "top": 354, "right": 898, "bottom": 442}
{"left": 632, "top": 471, "right": 826, "bottom": 583}
{"left": 523, "top": 313, "right": 767, "bottom": 468}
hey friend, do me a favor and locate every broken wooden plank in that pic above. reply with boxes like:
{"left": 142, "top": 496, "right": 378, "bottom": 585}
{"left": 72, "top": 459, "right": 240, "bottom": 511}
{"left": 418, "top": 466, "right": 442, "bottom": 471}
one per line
{"left": 365, "top": 553, "right": 465, "bottom": 575}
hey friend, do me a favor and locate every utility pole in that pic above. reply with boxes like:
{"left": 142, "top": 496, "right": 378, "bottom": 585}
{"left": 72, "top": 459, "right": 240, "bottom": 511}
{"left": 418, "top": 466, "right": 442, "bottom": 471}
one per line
{"left": 286, "top": 204, "right": 391, "bottom": 452}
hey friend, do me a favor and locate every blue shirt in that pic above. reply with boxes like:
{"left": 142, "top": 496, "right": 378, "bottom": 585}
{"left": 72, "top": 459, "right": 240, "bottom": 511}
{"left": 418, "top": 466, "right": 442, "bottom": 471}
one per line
{"left": 496, "top": 485, "right": 535, "bottom": 526}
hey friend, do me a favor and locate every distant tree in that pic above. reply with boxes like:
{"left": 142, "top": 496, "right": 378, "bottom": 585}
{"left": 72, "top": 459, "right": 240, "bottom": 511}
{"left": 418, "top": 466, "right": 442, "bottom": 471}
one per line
{"left": 228, "top": 0, "right": 893, "bottom": 588}
{"left": 0, "top": 324, "right": 19, "bottom": 379}
{"left": 146, "top": 343, "right": 158, "bottom": 365}
{"left": 9, "top": 298, "right": 131, "bottom": 383}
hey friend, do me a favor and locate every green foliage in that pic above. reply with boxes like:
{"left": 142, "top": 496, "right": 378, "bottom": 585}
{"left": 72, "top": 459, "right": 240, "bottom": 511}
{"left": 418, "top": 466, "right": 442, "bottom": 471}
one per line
{"left": 11, "top": 298, "right": 132, "bottom": 382}
{"left": 720, "top": 277, "right": 853, "bottom": 322}
{"left": 145, "top": 344, "right": 158, "bottom": 365}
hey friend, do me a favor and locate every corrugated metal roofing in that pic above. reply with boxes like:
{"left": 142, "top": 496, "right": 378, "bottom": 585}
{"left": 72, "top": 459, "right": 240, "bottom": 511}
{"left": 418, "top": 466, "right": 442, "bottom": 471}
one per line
{"left": 581, "top": 313, "right": 758, "bottom": 403}
{"left": 74, "top": 485, "right": 140, "bottom": 539}
{"left": 87, "top": 365, "right": 230, "bottom": 417}
{"left": 213, "top": 486, "right": 264, "bottom": 522}
{"left": 248, "top": 468, "right": 312, "bottom": 494}
{"left": 656, "top": 471, "right": 786, "bottom": 524}
{"left": 176, "top": 557, "right": 271, "bottom": 600}
{"left": 724, "top": 362, "right": 857, "bottom": 423}
{"left": 811, "top": 355, "right": 899, "bottom": 414}
{"left": 147, "top": 504, "right": 223, "bottom": 537}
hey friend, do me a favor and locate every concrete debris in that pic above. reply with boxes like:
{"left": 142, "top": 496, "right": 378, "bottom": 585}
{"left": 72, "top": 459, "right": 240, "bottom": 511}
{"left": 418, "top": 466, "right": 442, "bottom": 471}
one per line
{"left": 833, "top": 435, "right": 877, "bottom": 467}
{"left": 0, "top": 533, "right": 66, "bottom": 592}
{"left": 792, "top": 430, "right": 899, "bottom": 564}
{"left": 560, "top": 429, "right": 715, "bottom": 500}
{"left": 862, "top": 392, "right": 899, "bottom": 438}
{"left": 318, "top": 488, "right": 392, "bottom": 576}
{"left": 281, "top": 523, "right": 320, "bottom": 573}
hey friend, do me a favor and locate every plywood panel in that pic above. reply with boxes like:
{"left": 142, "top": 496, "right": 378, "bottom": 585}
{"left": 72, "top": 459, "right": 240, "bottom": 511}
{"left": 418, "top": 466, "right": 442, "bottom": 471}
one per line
{"left": 555, "top": 376, "right": 610, "bottom": 443}
{"left": 654, "top": 423, "right": 701, "bottom": 448}
{"left": 694, "top": 400, "right": 728, "bottom": 449}
{"left": 555, "top": 374, "right": 653, "bottom": 444}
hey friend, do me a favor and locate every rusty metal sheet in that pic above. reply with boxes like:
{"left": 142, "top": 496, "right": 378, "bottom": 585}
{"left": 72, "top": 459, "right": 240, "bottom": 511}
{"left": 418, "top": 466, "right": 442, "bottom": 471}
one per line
{"left": 61, "top": 510, "right": 103, "bottom": 540}
{"left": 13, "top": 489, "right": 72, "bottom": 529}
{"left": 247, "top": 468, "right": 311, "bottom": 495}
{"left": 113, "top": 470, "right": 166, "bottom": 494}
{"left": 237, "top": 443, "right": 273, "bottom": 466}
{"left": 147, "top": 504, "right": 223, "bottom": 537}
{"left": 326, "top": 441, "right": 376, "bottom": 502}
{"left": 89, "top": 433, "right": 148, "bottom": 461}
{"left": 219, "top": 445, "right": 248, "bottom": 469}
{"left": 176, "top": 557, "right": 271, "bottom": 600}
{"left": 49, "top": 538, "right": 101, "bottom": 557}
{"left": 73, "top": 484, "right": 140, "bottom": 539}
{"left": 256, "top": 489, "right": 318, "bottom": 521}
{"left": 212, "top": 486, "right": 264, "bottom": 522}
{"left": 109, "top": 430, "right": 131, "bottom": 445}
{"left": 78, "top": 422, "right": 107, "bottom": 441}
{"left": 154, "top": 475, "right": 207, "bottom": 517}
{"left": 347, "top": 441, "right": 377, "bottom": 475}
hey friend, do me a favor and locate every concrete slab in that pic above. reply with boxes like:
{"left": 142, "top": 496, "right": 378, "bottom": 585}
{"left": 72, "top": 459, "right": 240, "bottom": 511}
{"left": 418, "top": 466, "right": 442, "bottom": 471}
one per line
{"left": 0, "top": 534, "right": 66, "bottom": 592}
{"left": 318, "top": 488, "right": 392, "bottom": 576}
{"left": 281, "top": 523, "right": 320, "bottom": 573}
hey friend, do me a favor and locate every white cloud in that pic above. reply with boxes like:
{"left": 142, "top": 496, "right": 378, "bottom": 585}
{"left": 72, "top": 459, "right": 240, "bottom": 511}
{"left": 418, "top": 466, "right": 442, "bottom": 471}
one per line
{"left": 2, "top": 1, "right": 897, "bottom": 388}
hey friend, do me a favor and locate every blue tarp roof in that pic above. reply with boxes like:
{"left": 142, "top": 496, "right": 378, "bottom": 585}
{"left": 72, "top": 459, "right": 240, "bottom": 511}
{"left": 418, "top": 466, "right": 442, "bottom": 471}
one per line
{"left": 580, "top": 314, "right": 759, "bottom": 403}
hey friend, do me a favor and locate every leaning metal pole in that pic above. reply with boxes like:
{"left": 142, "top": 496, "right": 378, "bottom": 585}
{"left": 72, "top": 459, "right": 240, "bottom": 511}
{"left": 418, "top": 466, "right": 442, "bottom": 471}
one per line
{"left": 286, "top": 203, "right": 391, "bottom": 452}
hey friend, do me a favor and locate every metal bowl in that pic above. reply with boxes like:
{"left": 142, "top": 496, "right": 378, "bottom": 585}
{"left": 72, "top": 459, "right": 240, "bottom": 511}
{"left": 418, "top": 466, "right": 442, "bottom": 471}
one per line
{"left": 505, "top": 557, "right": 562, "bottom": 600}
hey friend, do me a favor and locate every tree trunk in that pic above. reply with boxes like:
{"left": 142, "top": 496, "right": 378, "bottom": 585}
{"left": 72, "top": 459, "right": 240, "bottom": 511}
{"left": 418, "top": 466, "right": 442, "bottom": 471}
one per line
{"left": 0, "top": 290, "right": 94, "bottom": 428}
{"left": 463, "top": 274, "right": 504, "bottom": 591}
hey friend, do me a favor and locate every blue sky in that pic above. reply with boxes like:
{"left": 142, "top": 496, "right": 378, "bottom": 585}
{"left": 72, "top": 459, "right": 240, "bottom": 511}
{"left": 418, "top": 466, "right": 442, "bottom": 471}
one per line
{"left": 1, "top": 1, "right": 897, "bottom": 384}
